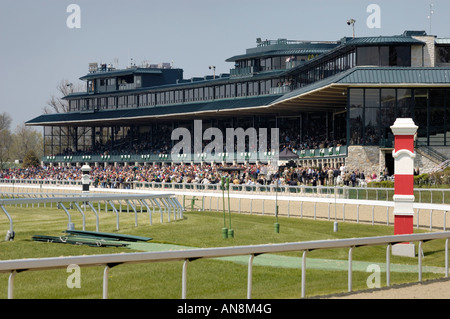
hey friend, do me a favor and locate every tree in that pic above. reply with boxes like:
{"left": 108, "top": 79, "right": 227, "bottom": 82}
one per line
{"left": 10, "top": 124, "right": 43, "bottom": 161}
{"left": 43, "top": 79, "right": 81, "bottom": 114}
{"left": 0, "top": 112, "right": 12, "bottom": 169}
{"left": 42, "top": 80, "right": 83, "bottom": 155}
{"left": 22, "top": 150, "right": 40, "bottom": 168}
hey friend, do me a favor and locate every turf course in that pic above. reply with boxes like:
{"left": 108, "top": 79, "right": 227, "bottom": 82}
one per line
{"left": 0, "top": 205, "right": 447, "bottom": 298}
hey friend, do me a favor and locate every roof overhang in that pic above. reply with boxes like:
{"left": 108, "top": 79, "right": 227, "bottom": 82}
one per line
{"left": 27, "top": 67, "right": 450, "bottom": 127}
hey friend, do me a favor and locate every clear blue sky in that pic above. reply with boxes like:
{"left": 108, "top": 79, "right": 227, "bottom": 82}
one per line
{"left": 0, "top": 0, "right": 448, "bottom": 129}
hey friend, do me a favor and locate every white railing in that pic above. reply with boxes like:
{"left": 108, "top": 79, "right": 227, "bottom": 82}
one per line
{"left": 2, "top": 183, "right": 450, "bottom": 231}
{"left": 3, "top": 178, "right": 450, "bottom": 204}
{"left": 0, "top": 193, "right": 183, "bottom": 237}
{"left": 1, "top": 232, "right": 449, "bottom": 299}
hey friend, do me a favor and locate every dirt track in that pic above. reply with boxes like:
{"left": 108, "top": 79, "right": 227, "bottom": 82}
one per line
{"left": 325, "top": 277, "right": 450, "bottom": 299}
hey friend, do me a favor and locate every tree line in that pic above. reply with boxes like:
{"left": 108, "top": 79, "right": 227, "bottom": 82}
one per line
{"left": 0, "top": 80, "right": 79, "bottom": 169}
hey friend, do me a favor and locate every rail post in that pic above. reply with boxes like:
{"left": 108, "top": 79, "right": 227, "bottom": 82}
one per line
{"left": 391, "top": 118, "right": 418, "bottom": 257}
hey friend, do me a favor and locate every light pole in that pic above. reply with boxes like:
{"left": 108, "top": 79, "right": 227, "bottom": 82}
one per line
{"left": 221, "top": 176, "right": 228, "bottom": 238}
{"left": 347, "top": 19, "right": 356, "bottom": 38}
{"left": 274, "top": 176, "right": 280, "bottom": 233}
{"left": 209, "top": 65, "right": 216, "bottom": 79}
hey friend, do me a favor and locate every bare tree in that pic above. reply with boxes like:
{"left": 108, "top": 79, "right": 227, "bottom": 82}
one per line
{"left": 11, "top": 124, "right": 44, "bottom": 161}
{"left": 42, "top": 80, "right": 83, "bottom": 155}
{"left": 43, "top": 79, "right": 82, "bottom": 114}
{"left": 0, "top": 112, "right": 12, "bottom": 168}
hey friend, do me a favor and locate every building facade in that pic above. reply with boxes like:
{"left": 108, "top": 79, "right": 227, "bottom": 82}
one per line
{"left": 27, "top": 31, "right": 450, "bottom": 175}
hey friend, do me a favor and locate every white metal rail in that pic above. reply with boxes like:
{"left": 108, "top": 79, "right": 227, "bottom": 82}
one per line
{"left": 0, "top": 193, "right": 183, "bottom": 238}
{"left": 3, "top": 178, "right": 450, "bottom": 204}
{"left": 0, "top": 232, "right": 449, "bottom": 299}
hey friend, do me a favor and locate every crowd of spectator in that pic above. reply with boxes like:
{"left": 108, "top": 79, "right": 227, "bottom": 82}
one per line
{"left": 57, "top": 120, "right": 346, "bottom": 157}
{"left": 0, "top": 162, "right": 378, "bottom": 190}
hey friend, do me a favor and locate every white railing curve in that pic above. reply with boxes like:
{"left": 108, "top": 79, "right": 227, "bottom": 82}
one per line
{"left": 1, "top": 232, "right": 449, "bottom": 299}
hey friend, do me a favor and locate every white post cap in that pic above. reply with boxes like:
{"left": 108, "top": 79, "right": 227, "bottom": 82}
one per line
{"left": 390, "top": 118, "right": 418, "bottom": 136}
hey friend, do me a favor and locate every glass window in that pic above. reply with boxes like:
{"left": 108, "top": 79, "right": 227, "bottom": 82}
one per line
{"left": 357, "top": 47, "right": 379, "bottom": 66}
{"left": 156, "top": 92, "right": 162, "bottom": 105}
{"left": 447, "top": 90, "right": 450, "bottom": 142}
{"left": 381, "top": 89, "right": 396, "bottom": 108}
{"left": 380, "top": 89, "right": 396, "bottom": 144}
{"left": 139, "top": 94, "right": 147, "bottom": 107}
{"left": 397, "top": 89, "right": 412, "bottom": 118}
{"left": 348, "top": 88, "right": 364, "bottom": 145}
{"left": 390, "top": 46, "right": 411, "bottom": 66}
{"left": 174, "top": 90, "right": 183, "bottom": 103}
{"left": 349, "top": 108, "right": 363, "bottom": 145}
{"left": 349, "top": 88, "right": 364, "bottom": 108}
{"left": 365, "top": 88, "right": 379, "bottom": 108}
{"left": 225, "top": 85, "right": 231, "bottom": 98}
{"left": 437, "top": 46, "right": 450, "bottom": 63}
{"left": 429, "top": 89, "right": 446, "bottom": 145}
{"left": 187, "top": 89, "right": 194, "bottom": 102}
{"left": 198, "top": 87, "right": 204, "bottom": 100}
{"left": 149, "top": 93, "right": 156, "bottom": 106}
{"left": 206, "top": 87, "right": 214, "bottom": 100}
{"left": 260, "top": 81, "right": 266, "bottom": 95}
{"left": 364, "top": 107, "right": 380, "bottom": 145}
{"left": 128, "top": 95, "right": 135, "bottom": 107}
{"left": 214, "top": 86, "right": 221, "bottom": 99}
{"left": 414, "top": 89, "right": 428, "bottom": 142}
{"left": 380, "top": 46, "right": 389, "bottom": 66}
{"left": 118, "top": 96, "right": 126, "bottom": 108}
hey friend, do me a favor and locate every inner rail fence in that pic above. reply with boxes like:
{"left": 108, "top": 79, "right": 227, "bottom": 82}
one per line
{"left": 2, "top": 183, "right": 450, "bottom": 232}
{"left": 0, "top": 193, "right": 183, "bottom": 239}
{"left": 0, "top": 232, "right": 449, "bottom": 299}
{"left": 2, "top": 178, "right": 450, "bottom": 204}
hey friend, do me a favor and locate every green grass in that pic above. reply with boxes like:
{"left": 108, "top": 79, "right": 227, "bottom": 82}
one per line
{"left": 0, "top": 205, "right": 447, "bottom": 299}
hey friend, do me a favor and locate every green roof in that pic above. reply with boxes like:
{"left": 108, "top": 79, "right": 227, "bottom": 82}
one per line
{"left": 27, "top": 67, "right": 450, "bottom": 126}
{"left": 274, "top": 67, "right": 450, "bottom": 104}
{"left": 79, "top": 68, "right": 163, "bottom": 81}
{"left": 344, "top": 36, "right": 425, "bottom": 46}
{"left": 26, "top": 95, "right": 282, "bottom": 126}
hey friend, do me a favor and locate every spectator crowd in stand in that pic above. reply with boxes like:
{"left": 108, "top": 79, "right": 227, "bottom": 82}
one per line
{"left": 0, "top": 162, "right": 378, "bottom": 190}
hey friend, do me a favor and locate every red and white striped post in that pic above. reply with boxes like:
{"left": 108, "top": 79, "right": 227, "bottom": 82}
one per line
{"left": 390, "top": 118, "right": 418, "bottom": 257}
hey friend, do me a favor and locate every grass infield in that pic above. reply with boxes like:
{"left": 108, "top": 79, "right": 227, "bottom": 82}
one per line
{"left": 0, "top": 205, "right": 447, "bottom": 299}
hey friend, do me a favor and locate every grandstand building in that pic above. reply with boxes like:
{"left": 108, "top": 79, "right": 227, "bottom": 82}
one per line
{"left": 27, "top": 30, "right": 450, "bottom": 175}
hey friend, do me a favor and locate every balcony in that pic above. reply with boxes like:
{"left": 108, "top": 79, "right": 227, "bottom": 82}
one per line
{"left": 269, "top": 85, "right": 292, "bottom": 95}
{"left": 118, "top": 83, "right": 136, "bottom": 91}
{"left": 230, "top": 66, "right": 259, "bottom": 78}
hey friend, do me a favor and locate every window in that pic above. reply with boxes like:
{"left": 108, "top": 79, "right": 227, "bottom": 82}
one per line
{"left": 108, "top": 97, "right": 116, "bottom": 109}
{"left": 348, "top": 88, "right": 364, "bottom": 145}
{"left": 429, "top": 89, "right": 446, "bottom": 145}
{"left": 414, "top": 89, "right": 428, "bottom": 142}
{"left": 118, "top": 96, "right": 126, "bottom": 108}
{"left": 364, "top": 89, "right": 380, "bottom": 145}
{"left": 357, "top": 47, "right": 379, "bottom": 66}
{"left": 380, "top": 46, "right": 389, "bottom": 66}
{"left": 396, "top": 89, "right": 412, "bottom": 118}
{"left": 139, "top": 94, "right": 147, "bottom": 107}
{"left": 390, "top": 46, "right": 411, "bottom": 66}
{"left": 437, "top": 46, "right": 450, "bottom": 63}
{"left": 128, "top": 95, "right": 136, "bottom": 107}
{"left": 149, "top": 93, "right": 156, "bottom": 106}
{"left": 204, "top": 87, "right": 213, "bottom": 100}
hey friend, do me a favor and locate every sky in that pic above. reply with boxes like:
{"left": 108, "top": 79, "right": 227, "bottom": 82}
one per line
{"left": 0, "top": 0, "right": 449, "bottom": 129}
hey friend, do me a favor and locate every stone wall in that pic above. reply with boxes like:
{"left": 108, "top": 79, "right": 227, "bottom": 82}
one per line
{"left": 346, "top": 145, "right": 450, "bottom": 177}
{"left": 346, "top": 145, "right": 381, "bottom": 176}
{"left": 412, "top": 35, "right": 436, "bottom": 67}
